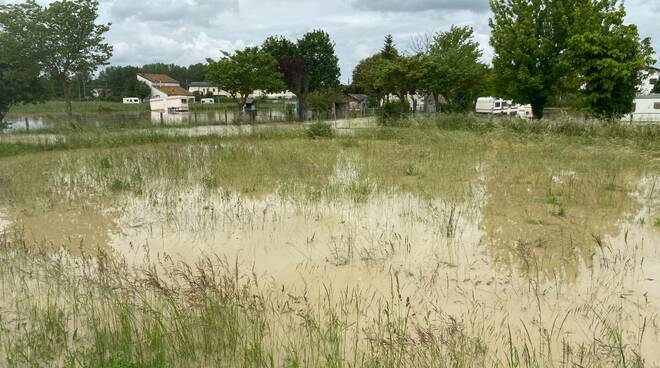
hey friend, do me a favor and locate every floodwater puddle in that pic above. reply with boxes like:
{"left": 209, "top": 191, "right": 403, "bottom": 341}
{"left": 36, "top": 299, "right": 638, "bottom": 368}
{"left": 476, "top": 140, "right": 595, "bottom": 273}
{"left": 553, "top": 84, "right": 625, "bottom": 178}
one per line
{"left": 1, "top": 143, "right": 659, "bottom": 363}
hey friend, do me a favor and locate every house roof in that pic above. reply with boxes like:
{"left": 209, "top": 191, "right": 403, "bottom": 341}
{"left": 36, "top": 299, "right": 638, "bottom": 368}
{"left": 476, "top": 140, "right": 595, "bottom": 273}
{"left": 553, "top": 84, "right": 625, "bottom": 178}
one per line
{"left": 189, "top": 81, "right": 217, "bottom": 87}
{"left": 635, "top": 94, "right": 660, "bottom": 100}
{"left": 138, "top": 73, "right": 180, "bottom": 84}
{"left": 154, "top": 86, "right": 193, "bottom": 96}
{"left": 347, "top": 93, "right": 368, "bottom": 102}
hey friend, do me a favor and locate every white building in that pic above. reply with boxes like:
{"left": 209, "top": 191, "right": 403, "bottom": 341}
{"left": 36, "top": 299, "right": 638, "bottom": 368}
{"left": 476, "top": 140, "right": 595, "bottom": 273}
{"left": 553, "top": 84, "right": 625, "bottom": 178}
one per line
{"left": 188, "top": 82, "right": 231, "bottom": 97}
{"left": 137, "top": 73, "right": 194, "bottom": 113}
{"left": 639, "top": 66, "right": 659, "bottom": 95}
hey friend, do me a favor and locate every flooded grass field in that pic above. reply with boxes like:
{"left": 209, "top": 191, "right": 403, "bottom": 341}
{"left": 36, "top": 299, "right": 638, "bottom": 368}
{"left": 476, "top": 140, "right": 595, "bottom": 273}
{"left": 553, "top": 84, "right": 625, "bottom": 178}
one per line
{"left": 0, "top": 120, "right": 659, "bottom": 367}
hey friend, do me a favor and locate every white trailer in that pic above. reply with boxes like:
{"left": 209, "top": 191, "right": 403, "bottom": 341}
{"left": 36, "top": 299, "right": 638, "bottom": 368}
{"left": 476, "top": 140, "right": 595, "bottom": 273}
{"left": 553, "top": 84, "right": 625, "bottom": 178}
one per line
{"left": 475, "top": 97, "right": 517, "bottom": 115}
{"left": 122, "top": 97, "right": 141, "bottom": 104}
{"left": 625, "top": 94, "right": 660, "bottom": 122}
{"left": 200, "top": 98, "right": 215, "bottom": 104}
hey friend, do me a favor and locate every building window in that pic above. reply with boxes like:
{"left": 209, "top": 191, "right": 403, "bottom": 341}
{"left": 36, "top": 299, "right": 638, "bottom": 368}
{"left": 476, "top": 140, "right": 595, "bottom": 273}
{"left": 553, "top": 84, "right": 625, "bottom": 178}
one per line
{"left": 650, "top": 78, "right": 658, "bottom": 85}
{"left": 654, "top": 102, "right": 660, "bottom": 110}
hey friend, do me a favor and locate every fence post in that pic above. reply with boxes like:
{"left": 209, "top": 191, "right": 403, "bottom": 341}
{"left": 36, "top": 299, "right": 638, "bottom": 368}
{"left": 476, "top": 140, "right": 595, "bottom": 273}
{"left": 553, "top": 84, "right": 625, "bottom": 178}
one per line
{"left": 160, "top": 112, "right": 164, "bottom": 125}
{"left": 194, "top": 111, "right": 198, "bottom": 125}
{"left": 224, "top": 109, "right": 228, "bottom": 124}
{"left": 25, "top": 117, "right": 29, "bottom": 132}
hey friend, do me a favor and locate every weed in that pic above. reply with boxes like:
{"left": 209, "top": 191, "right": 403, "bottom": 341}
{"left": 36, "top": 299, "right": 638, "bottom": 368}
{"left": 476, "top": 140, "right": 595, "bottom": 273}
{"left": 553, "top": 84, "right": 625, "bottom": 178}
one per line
{"left": 307, "top": 122, "right": 334, "bottom": 139}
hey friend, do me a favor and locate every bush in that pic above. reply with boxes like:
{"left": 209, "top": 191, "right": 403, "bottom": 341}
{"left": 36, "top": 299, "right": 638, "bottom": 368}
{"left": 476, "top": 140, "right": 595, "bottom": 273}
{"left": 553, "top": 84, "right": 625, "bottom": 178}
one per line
{"left": 379, "top": 100, "right": 410, "bottom": 126}
{"left": 306, "top": 122, "right": 334, "bottom": 139}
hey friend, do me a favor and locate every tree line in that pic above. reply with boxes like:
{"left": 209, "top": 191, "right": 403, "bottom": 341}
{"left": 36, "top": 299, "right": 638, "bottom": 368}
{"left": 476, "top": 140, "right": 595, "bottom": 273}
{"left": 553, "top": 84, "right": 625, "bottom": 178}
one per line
{"left": 0, "top": 0, "right": 655, "bottom": 123}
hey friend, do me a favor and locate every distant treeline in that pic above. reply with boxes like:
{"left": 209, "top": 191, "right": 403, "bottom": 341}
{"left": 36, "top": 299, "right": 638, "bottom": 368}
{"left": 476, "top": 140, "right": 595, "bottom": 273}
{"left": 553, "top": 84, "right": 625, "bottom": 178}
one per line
{"left": 45, "top": 63, "right": 208, "bottom": 102}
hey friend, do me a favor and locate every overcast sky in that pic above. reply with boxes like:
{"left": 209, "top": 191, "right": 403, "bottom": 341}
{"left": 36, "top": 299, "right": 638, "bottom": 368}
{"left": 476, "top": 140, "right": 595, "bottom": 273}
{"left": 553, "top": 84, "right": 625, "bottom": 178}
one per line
{"left": 12, "top": 0, "right": 660, "bottom": 81}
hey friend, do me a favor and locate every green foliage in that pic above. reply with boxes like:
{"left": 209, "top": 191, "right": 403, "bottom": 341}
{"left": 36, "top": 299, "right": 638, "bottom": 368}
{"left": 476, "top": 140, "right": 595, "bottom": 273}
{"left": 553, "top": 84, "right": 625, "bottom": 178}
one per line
{"left": 0, "top": 1, "right": 48, "bottom": 121}
{"left": 39, "top": 0, "right": 113, "bottom": 117}
{"left": 206, "top": 47, "right": 285, "bottom": 107}
{"left": 306, "top": 122, "right": 334, "bottom": 139}
{"left": 351, "top": 55, "right": 389, "bottom": 102}
{"left": 380, "top": 34, "right": 399, "bottom": 60}
{"left": 567, "top": 3, "right": 655, "bottom": 119}
{"left": 305, "top": 90, "right": 338, "bottom": 118}
{"left": 421, "top": 26, "right": 488, "bottom": 112}
{"left": 297, "top": 30, "right": 341, "bottom": 92}
{"left": 95, "top": 66, "right": 153, "bottom": 100}
{"left": 262, "top": 31, "right": 341, "bottom": 120}
{"left": 379, "top": 100, "right": 410, "bottom": 126}
{"left": 489, "top": 0, "right": 576, "bottom": 118}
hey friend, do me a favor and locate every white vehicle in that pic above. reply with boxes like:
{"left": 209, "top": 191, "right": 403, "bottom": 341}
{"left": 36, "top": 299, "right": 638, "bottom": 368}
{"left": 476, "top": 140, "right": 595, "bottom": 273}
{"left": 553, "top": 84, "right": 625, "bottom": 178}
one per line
{"left": 200, "top": 98, "right": 215, "bottom": 104}
{"left": 122, "top": 97, "right": 141, "bottom": 104}
{"left": 623, "top": 94, "right": 660, "bottom": 122}
{"left": 516, "top": 104, "right": 533, "bottom": 119}
{"left": 475, "top": 97, "right": 516, "bottom": 115}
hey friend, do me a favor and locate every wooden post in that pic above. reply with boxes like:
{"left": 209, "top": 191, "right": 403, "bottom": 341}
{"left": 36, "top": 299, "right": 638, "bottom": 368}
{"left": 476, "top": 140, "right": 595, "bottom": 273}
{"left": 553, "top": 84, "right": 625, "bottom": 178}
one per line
{"left": 224, "top": 109, "right": 228, "bottom": 124}
{"left": 25, "top": 117, "right": 29, "bottom": 132}
{"left": 160, "top": 112, "right": 164, "bottom": 125}
{"left": 194, "top": 111, "right": 198, "bottom": 125}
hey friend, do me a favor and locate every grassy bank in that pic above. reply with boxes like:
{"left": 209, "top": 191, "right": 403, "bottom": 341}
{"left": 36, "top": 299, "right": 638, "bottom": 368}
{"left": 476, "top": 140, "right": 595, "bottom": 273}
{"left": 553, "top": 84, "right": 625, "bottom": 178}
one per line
{"left": 7, "top": 100, "right": 150, "bottom": 116}
{"left": 2, "top": 113, "right": 658, "bottom": 159}
{"left": 6, "top": 99, "right": 292, "bottom": 116}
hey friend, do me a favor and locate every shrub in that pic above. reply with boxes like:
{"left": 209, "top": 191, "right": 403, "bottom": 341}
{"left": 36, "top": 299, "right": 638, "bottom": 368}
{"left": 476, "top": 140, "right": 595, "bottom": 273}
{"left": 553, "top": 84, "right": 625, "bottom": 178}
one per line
{"left": 379, "top": 100, "right": 410, "bottom": 126}
{"left": 306, "top": 122, "right": 334, "bottom": 139}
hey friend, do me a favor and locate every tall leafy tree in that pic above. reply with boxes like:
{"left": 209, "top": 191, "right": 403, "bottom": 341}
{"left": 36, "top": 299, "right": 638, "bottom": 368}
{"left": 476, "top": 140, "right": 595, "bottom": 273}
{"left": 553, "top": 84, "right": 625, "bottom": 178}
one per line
{"left": 206, "top": 47, "right": 284, "bottom": 108}
{"left": 297, "top": 30, "right": 341, "bottom": 92}
{"left": 489, "top": 0, "right": 575, "bottom": 118}
{"left": 351, "top": 54, "right": 388, "bottom": 104}
{"left": 421, "top": 26, "right": 487, "bottom": 112}
{"left": 40, "top": 0, "right": 112, "bottom": 120}
{"left": 568, "top": 2, "right": 654, "bottom": 118}
{"left": 0, "top": 1, "right": 47, "bottom": 122}
{"left": 262, "top": 30, "right": 340, "bottom": 120}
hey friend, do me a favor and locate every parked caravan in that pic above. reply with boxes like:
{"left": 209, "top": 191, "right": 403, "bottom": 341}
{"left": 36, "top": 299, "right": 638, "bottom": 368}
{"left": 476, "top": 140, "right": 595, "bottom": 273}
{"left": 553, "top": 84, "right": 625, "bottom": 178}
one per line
{"left": 624, "top": 94, "right": 660, "bottom": 122}
{"left": 122, "top": 97, "right": 141, "bottom": 104}
{"left": 517, "top": 104, "right": 533, "bottom": 119}
{"left": 475, "top": 97, "right": 516, "bottom": 115}
{"left": 200, "top": 98, "right": 215, "bottom": 104}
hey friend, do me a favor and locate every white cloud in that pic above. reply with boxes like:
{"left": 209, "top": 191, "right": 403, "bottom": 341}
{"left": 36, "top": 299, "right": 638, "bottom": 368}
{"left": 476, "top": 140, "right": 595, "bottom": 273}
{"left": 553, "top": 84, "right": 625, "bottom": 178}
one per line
{"left": 9, "top": 0, "right": 656, "bottom": 77}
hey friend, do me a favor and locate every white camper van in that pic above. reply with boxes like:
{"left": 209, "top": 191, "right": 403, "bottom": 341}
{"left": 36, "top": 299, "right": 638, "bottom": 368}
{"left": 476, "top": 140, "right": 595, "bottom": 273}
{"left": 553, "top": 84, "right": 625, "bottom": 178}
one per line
{"left": 200, "top": 98, "right": 215, "bottom": 104}
{"left": 122, "top": 97, "right": 141, "bottom": 104}
{"left": 475, "top": 97, "right": 516, "bottom": 115}
{"left": 624, "top": 94, "right": 660, "bottom": 122}
{"left": 516, "top": 104, "right": 533, "bottom": 119}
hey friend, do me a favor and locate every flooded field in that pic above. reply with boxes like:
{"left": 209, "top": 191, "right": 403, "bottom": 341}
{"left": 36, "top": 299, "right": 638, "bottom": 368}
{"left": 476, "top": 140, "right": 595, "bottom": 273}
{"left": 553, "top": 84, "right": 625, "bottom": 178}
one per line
{"left": 0, "top": 130, "right": 659, "bottom": 367}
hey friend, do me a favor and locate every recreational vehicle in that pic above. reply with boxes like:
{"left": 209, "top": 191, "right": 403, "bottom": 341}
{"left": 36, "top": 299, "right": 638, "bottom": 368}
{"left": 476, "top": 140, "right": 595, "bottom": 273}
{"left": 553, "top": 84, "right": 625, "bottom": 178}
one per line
{"left": 624, "top": 94, "right": 660, "bottom": 122}
{"left": 475, "top": 97, "right": 516, "bottom": 115}
{"left": 516, "top": 104, "right": 533, "bottom": 119}
{"left": 122, "top": 97, "right": 141, "bottom": 104}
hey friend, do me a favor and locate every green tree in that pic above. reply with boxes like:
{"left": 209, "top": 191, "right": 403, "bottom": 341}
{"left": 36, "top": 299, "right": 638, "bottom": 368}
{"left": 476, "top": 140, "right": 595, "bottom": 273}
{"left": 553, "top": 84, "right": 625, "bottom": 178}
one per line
{"left": 351, "top": 54, "right": 388, "bottom": 104}
{"left": 421, "top": 26, "right": 487, "bottom": 112}
{"left": 262, "top": 30, "right": 341, "bottom": 120}
{"left": 568, "top": 2, "right": 654, "bottom": 118}
{"left": 381, "top": 34, "right": 399, "bottom": 60}
{"left": 0, "top": 1, "right": 47, "bottom": 122}
{"left": 206, "top": 47, "right": 284, "bottom": 108}
{"left": 489, "top": 0, "right": 576, "bottom": 118}
{"left": 39, "top": 0, "right": 112, "bottom": 120}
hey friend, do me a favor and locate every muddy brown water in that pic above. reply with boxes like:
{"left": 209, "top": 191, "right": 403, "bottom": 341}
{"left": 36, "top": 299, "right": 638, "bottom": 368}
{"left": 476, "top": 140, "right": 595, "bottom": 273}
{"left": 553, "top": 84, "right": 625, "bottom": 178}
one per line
{"left": 1, "top": 145, "right": 660, "bottom": 363}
